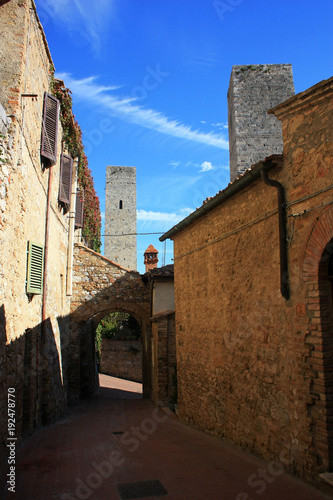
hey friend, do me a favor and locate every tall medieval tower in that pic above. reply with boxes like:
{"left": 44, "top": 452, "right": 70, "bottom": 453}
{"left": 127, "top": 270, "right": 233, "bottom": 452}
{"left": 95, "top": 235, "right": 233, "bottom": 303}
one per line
{"left": 228, "top": 64, "right": 295, "bottom": 181}
{"left": 105, "top": 166, "right": 137, "bottom": 270}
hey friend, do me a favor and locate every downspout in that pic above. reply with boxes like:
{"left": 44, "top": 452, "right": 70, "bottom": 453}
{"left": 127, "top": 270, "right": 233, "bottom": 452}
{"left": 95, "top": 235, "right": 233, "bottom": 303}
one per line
{"left": 66, "top": 157, "right": 78, "bottom": 295}
{"left": 42, "top": 166, "right": 53, "bottom": 322}
{"left": 261, "top": 168, "right": 290, "bottom": 300}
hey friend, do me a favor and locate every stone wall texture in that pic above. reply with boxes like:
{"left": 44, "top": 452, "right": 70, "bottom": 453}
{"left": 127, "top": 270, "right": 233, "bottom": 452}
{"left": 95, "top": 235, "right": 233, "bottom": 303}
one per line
{"left": 151, "top": 312, "right": 176, "bottom": 407}
{"left": 0, "top": 1, "right": 80, "bottom": 492}
{"left": 228, "top": 64, "right": 295, "bottom": 181}
{"left": 70, "top": 244, "right": 151, "bottom": 401}
{"left": 171, "top": 77, "right": 333, "bottom": 485}
{"left": 104, "top": 166, "right": 137, "bottom": 270}
{"left": 100, "top": 339, "right": 142, "bottom": 383}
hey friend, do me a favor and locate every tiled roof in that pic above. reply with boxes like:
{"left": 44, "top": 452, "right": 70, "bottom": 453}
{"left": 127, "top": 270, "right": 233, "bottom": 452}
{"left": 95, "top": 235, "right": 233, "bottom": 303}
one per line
{"left": 148, "top": 264, "right": 174, "bottom": 277}
{"left": 144, "top": 244, "right": 158, "bottom": 254}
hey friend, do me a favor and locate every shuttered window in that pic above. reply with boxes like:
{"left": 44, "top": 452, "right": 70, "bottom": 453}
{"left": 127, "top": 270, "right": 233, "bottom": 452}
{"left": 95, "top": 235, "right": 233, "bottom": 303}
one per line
{"left": 59, "top": 153, "right": 73, "bottom": 204}
{"left": 75, "top": 189, "right": 84, "bottom": 228}
{"left": 41, "top": 92, "right": 59, "bottom": 166}
{"left": 26, "top": 241, "right": 44, "bottom": 294}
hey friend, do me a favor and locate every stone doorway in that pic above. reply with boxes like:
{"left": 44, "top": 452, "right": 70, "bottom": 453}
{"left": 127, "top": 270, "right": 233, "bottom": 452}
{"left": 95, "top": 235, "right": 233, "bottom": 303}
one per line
{"left": 96, "top": 311, "right": 143, "bottom": 384}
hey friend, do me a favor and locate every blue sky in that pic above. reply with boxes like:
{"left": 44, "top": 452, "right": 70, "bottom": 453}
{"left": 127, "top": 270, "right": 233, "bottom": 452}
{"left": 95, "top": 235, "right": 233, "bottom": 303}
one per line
{"left": 34, "top": 0, "right": 333, "bottom": 273}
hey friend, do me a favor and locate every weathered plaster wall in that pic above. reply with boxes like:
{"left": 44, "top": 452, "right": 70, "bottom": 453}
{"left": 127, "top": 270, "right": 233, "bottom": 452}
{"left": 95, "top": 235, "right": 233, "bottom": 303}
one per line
{"left": 152, "top": 281, "right": 175, "bottom": 315}
{"left": 100, "top": 339, "right": 142, "bottom": 383}
{"left": 172, "top": 78, "right": 333, "bottom": 483}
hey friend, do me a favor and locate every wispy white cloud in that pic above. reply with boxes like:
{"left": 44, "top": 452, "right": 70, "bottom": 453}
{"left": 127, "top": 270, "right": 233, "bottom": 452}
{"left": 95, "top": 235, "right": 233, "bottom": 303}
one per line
{"left": 37, "top": 0, "right": 114, "bottom": 52}
{"left": 169, "top": 161, "right": 180, "bottom": 169}
{"left": 137, "top": 208, "right": 193, "bottom": 223}
{"left": 199, "top": 161, "right": 214, "bottom": 172}
{"left": 212, "top": 122, "right": 228, "bottom": 130}
{"left": 56, "top": 73, "right": 229, "bottom": 150}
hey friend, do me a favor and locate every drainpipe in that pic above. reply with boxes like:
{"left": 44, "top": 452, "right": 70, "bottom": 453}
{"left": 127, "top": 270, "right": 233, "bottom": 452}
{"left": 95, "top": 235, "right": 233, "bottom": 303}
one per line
{"left": 261, "top": 168, "right": 290, "bottom": 300}
{"left": 66, "top": 157, "right": 78, "bottom": 296}
{"left": 42, "top": 166, "right": 53, "bottom": 322}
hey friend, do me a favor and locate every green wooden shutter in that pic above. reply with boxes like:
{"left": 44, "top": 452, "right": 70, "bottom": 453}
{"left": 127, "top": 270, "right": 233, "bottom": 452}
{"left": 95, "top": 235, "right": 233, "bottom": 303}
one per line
{"left": 41, "top": 92, "right": 59, "bottom": 166}
{"left": 26, "top": 241, "right": 44, "bottom": 294}
{"left": 59, "top": 153, "right": 73, "bottom": 204}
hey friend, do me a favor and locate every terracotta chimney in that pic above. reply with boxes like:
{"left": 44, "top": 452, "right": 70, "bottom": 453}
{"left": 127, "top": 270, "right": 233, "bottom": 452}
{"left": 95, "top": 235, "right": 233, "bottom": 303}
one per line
{"left": 144, "top": 244, "right": 158, "bottom": 272}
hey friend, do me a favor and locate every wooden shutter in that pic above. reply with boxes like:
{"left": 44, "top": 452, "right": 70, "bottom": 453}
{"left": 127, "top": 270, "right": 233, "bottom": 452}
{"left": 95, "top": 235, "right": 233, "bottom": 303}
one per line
{"left": 59, "top": 153, "right": 73, "bottom": 204}
{"left": 26, "top": 241, "right": 44, "bottom": 294}
{"left": 75, "top": 189, "right": 84, "bottom": 228}
{"left": 41, "top": 92, "right": 59, "bottom": 166}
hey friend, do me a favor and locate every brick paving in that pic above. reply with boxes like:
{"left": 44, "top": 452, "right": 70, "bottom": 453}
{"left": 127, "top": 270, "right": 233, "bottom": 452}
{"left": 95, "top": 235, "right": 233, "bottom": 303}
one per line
{"left": 5, "top": 374, "right": 332, "bottom": 500}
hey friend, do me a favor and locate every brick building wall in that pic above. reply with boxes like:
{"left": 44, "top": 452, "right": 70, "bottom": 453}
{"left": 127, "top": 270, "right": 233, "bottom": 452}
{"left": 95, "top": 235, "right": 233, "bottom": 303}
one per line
{"left": 228, "top": 64, "right": 295, "bottom": 181}
{"left": 100, "top": 339, "right": 142, "bottom": 383}
{"left": 104, "top": 166, "right": 137, "bottom": 270}
{"left": 151, "top": 312, "right": 176, "bottom": 407}
{"left": 163, "top": 77, "right": 333, "bottom": 484}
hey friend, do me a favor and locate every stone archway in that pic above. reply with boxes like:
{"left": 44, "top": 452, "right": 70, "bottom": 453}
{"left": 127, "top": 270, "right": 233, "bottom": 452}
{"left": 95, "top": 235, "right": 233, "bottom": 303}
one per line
{"left": 302, "top": 205, "right": 333, "bottom": 471}
{"left": 68, "top": 245, "right": 151, "bottom": 403}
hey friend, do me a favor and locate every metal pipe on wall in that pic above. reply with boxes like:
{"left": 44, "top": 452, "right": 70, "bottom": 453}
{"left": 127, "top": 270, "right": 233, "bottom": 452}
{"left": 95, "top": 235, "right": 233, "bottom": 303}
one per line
{"left": 261, "top": 168, "right": 290, "bottom": 300}
{"left": 66, "top": 157, "right": 78, "bottom": 296}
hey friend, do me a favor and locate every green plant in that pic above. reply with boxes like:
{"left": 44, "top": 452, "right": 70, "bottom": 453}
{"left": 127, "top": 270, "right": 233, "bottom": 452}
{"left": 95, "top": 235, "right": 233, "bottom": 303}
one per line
{"left": 50, "top": 66, "right": 101, "bottom": 252}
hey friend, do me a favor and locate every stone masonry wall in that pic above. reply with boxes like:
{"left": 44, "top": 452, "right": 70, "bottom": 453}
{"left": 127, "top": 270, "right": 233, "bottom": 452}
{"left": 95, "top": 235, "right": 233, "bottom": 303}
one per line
{"left": 0, "top": 1, "right": 79, "bottom": 491}
{"left": 228, "top": 64, "right": 295, "bottom": 181}
{"left": 100, "top": 339, "right": 142, "bottom": 383}
{"left": 105, "top": 166, "right": 137, "bottom": 270}
{"left": 70, "top": 244, "right": 151, "bottom": 401}
{"left": 151, "top": 312, "right": 176, "bottom": 407}
{"left": 172, "top": 78, "right": 333, "bottom": 484}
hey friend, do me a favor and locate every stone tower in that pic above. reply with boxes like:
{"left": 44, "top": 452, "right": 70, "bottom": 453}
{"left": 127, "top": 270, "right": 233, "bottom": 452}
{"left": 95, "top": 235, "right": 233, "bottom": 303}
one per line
{"left": 228, "top": 64, "right": 295, "bottom": 181}
{"left": 105, "top": 166, "right": 137, "bottom": 270}
{"left": 144, "top": 244, "right": 159, "bottom": 272}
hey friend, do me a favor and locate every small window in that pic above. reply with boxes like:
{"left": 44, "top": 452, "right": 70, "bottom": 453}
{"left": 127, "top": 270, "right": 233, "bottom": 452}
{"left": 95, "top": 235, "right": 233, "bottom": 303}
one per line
{"left": 75, "top": 189, "right": 84, "bottom": 228}
{"left": 119, "top": 200, "right": 123, "bottom": 209}
{"left": 41, "top": 92, "right": 60, "bottom": 166}
{"left": 26, "top": 241, "right": 44, "bottom": 294}
{"left": 59, "top": 153, "right": 73, "bottom": 204}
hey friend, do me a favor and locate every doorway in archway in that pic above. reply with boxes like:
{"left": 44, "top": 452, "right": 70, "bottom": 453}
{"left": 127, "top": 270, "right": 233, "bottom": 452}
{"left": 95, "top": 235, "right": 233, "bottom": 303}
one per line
{"left": 319, "top": 240, "right": 333, "bottom": 471}
{"left": 96, "top": 312, "right": 143, "bottom": 384}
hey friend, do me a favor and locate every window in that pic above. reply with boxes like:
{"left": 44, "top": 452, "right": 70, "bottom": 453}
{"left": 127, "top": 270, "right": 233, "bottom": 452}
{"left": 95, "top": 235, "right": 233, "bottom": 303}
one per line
{"left": 41, "top": 92, "right": 59, "bottom": 166}
{"left": 119, "top": 200, "right": 123, "bottom": 209}
{"left": 59, "top": 153, "right": 73, "bottom": 204}
{"left": 75, "top": 189, "right": 84, "bottom": 228}
{"left": 26, "top": 241, "right": 44, "bottom": 294}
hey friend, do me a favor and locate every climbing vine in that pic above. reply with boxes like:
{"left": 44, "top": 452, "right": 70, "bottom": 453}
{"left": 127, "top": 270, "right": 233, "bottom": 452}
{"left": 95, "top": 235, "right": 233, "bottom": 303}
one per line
{"left": 50, "top": 66, "right": 102, "bottom": 252}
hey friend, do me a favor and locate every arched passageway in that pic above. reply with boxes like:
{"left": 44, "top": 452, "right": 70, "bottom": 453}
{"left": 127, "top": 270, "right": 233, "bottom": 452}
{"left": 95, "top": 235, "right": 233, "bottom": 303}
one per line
{"left": 96, "top": 311, "right": 142, "bottom": 383}
{"left": 68, "top": 245, "right": 151, "bottom": 403}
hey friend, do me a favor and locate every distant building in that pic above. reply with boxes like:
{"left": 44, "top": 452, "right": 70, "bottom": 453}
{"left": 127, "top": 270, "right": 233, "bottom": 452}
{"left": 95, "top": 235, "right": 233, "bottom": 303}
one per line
{"left": 228, "top": 64, "right": 295, "bottom": 181}
{"left": 144, "top": 244, "right": 159, "bottom": 272}
{"left": 105, "top": 166, "right": 137, "bottom": 270}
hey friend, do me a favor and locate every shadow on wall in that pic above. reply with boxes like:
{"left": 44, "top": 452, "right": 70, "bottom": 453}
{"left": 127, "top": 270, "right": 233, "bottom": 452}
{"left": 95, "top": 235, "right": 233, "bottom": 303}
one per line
{"left": 0, "top": 305, "right": 67, "bottom": 497}
{"left": 0, "top": 270, "right": 152, "bottom": 497}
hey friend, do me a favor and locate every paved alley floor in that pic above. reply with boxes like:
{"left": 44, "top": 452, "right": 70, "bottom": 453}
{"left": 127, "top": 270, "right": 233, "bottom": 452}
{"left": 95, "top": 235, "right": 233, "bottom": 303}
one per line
{"left": 5, "top": 374, "right": 332, "bottom": 500}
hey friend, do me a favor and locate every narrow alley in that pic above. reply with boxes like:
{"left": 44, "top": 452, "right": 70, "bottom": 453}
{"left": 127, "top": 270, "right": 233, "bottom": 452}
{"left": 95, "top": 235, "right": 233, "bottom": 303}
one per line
{"left": 6, "top": 375, "right": 331, "bottom": 500}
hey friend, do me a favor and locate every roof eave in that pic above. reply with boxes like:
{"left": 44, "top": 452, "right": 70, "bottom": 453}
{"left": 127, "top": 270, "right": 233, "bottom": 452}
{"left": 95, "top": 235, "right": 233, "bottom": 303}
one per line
{"left": 160, "top": 155, "right": 282, "bottom": 242}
